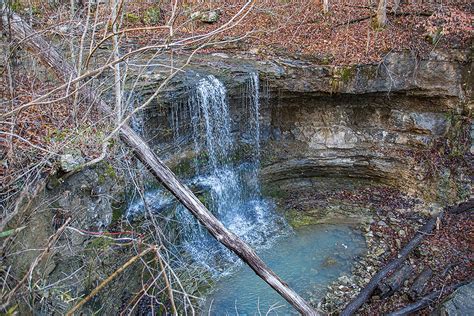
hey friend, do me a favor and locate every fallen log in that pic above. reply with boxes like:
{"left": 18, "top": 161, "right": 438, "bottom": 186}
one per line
{"left": 449, "top": 199, "right": 474, "bottom": 214}
{"left": 408, "top": 267, "right": 432, "bottom": 301}
{"left": 387, "top": 281, "right": 468, "bottom": 316}
{"left": 341, "top": 199, "right": 472, "bottom": 316}
{"left": 3, "top": 9, "right": 318, "bottom": 316}
{"left": 340, "top": 213, "right": 442, "bottom": 316}
{"left": 376, "top": 263, "right": 413, "bottom": 299}
{"left": 333, "top": 11, "right": 433, "bottom": 28}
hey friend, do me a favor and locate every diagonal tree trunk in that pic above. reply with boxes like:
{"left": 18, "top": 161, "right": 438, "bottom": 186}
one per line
{"left": 2, "top": 8, "right": 319, "bottom": 316}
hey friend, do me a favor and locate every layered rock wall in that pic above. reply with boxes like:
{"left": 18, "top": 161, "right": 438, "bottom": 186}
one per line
{"left": 137, "top": 49, "right": 471, "bottom": 202}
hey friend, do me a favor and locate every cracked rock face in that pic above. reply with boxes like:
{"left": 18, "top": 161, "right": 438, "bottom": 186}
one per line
{"left": 5, "top": 163, "right": 129, "bottom": 314}
{"left": 257, "top": 93, "right": 464, "bottom": 201}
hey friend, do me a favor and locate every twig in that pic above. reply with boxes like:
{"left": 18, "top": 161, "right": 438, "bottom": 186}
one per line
{"left": 0, "top": 131, "right": 59, "bottom": 156}
{"left": 155, "top": 248, "right": 177, "bottom": 316}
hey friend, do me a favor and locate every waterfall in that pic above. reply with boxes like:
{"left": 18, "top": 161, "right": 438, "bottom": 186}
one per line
{"left": 125, "top": 91, "right": 144, "bottom": 135}
{"left": 248, "top": 72, "right": 261, "bottom": 157}
{"left": 192, "top": 76, "right": 233, "bottom": 171}
{"left": 126, "top": 73, "right": 287, "bottom": 275}
{"left": 174, "top": 74, "right": 286, "bottom": 273}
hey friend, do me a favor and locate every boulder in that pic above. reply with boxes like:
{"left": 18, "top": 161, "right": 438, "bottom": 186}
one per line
{"left": 60, "top": 153, "right": 85, "bottom": 173}
{"left": 200, "top": 10, "right": 220, "bottom": 23}
{"left": 191, "top": 10, "right": 220, "bottom": 23}
{"left": 438, "top": 281, "right": 474, "bottom": 316}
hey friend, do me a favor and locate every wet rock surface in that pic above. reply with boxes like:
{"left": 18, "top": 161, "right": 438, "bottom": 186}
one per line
{"left": 132, "top": 48, "right": 469, "bottom": 99}
{"left": 258, "top": 93, "right": 471, "bottom": 202}
{"left": 138, "top": 49, "right": 471, "bottom": 204}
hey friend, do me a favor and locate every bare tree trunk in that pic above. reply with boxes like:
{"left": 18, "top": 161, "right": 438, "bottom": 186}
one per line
{"left": 0, "top": 0, "right": 15, "bottom": 159}
{"left": 392, "top": 0, "right": 401, "bottom": 13}
{"left": 323, "top": 0, "right": 329, "bottom": 14}
{"left": 376, "top": 0, "right": 387, "bottom": 28}
{"left": 3, "top": 9, "right": 319, "bottom": 316}
{"left": 111, "top": 0, "right": 122, "bottom": 124}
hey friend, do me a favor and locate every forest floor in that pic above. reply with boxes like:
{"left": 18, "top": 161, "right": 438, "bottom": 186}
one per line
{"left": 9, "top": 0, "right": 473, "bottom": 65}
{"left": 355, "top": 210, "right": 473, "bottom": 315}
{"left": 178, "top": 0, "right": 473, "bottom": 64}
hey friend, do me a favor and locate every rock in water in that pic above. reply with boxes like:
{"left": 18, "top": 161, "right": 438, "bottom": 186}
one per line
{"left": 438, "top": 282, "right": 474, "bottom": 316}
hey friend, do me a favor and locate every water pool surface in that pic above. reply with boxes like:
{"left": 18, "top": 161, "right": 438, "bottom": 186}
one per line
{"left": 203, "top": 225, "right": 366, "bottom": 315}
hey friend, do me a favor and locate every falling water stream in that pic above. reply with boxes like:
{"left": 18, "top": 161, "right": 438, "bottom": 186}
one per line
{"left": 127, "top": 73, "right": 366, "bottom": 314}
{"left": 174, "top": 74, "right": 286, "bottom": 272}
